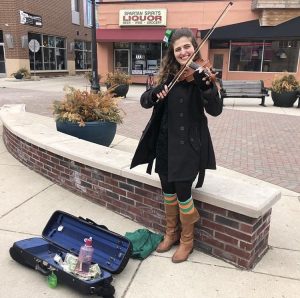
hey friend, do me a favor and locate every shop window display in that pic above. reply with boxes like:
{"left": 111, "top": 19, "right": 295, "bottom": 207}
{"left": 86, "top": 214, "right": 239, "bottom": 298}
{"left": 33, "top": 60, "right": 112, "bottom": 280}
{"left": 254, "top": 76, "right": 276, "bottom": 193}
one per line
{"left": 75, "top": 40, "right": 92, "bottom": 70}
{"left": 28, "top": 33, "right": 66, "bottom": 71}
{"left": 114, "top": 42, "right": 166, "bottom": 75}
{"left": 28, "top": 33, "right": 42, "bottom": 70}
{"left": 229, "top": 40, "right": 299, "bottom": 73}
{"left": 131, "top": 43, "right": 161, "bottom": 75}
{"left": 114, "top": 43, "right": 163, "bottom": 75}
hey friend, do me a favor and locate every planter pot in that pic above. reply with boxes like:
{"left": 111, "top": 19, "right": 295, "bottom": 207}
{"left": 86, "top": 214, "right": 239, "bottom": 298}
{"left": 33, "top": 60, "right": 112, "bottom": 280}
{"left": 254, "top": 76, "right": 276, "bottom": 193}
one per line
{"left": 56, "top": 120, "right": 117, "bottom": 147}
{"left": 14, "top": 73, "right": 24, "bottom": 79}
{"left": 271, "top": 91, "right": 298, "bottom": 107}
{"left": 107, "top": 84, "right": 129, "bottom": 98}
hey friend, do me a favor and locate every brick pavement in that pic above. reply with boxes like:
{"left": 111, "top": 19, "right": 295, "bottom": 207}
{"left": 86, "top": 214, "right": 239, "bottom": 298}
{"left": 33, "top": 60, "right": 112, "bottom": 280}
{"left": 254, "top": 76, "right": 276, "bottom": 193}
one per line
{"left": 118, "top": 99, "right": 300, "bottom": 193}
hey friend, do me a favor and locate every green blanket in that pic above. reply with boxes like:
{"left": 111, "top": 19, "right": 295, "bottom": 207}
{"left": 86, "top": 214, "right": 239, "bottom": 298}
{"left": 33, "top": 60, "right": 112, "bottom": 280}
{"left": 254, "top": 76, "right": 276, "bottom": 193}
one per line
{"left": 125, "top": 229, "right": 163, "bottom": 260}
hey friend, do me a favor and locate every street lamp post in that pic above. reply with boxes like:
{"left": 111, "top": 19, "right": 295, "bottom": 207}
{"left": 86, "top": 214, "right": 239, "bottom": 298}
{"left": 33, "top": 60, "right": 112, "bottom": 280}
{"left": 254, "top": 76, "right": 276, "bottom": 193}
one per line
{"left": 91, "top": 0, "right": 100, "bottom": 93}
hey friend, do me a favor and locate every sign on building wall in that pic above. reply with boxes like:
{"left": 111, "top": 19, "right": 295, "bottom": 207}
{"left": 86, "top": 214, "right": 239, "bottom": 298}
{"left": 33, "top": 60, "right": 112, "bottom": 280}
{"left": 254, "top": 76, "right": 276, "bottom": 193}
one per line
{"left": 119, "top": 9, "right": 167, "bottom": 26}
{"left": 20, "top": 11, "right": 43, "bottom": 28}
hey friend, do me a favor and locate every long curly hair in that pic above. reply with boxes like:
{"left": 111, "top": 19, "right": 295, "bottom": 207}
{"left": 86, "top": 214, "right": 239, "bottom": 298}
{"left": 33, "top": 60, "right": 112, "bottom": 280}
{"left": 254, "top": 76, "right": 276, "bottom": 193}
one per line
{"left": 158, "top": 28, "right": 201, "bottom": 84}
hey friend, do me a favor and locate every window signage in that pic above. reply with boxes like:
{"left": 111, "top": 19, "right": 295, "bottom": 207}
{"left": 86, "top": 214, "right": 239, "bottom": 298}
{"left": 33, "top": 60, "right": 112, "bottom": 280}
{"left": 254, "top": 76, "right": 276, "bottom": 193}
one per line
{"left": 20, "top": 11, "right": 43, "bottom": 28}
{"left": 119, "top": 9, "right": 167, "bottom": 26}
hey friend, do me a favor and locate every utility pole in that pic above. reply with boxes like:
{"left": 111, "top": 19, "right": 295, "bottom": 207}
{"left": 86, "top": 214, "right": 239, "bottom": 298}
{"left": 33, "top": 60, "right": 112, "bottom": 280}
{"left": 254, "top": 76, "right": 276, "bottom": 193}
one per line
{"left": 90, "top": 0, "right": 100, "bottom": 93}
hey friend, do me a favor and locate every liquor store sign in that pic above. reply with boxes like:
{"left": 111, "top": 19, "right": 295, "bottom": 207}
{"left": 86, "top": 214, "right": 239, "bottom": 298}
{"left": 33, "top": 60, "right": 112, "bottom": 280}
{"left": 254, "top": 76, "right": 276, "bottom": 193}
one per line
{"left": 119, "top": 9, "right": 167, "bottom": 26}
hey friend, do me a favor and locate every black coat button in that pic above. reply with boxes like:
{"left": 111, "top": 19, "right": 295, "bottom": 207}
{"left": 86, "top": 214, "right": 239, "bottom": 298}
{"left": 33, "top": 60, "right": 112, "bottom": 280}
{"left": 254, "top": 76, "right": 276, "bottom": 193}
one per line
{"left": 179, "top": 112, "right": 184, "bottom": 117}
{"left": 180, "top": 126, "right": 184, "bottom": 131}
{"left": 179, "top": 98, "right": 184, "bottom": 103}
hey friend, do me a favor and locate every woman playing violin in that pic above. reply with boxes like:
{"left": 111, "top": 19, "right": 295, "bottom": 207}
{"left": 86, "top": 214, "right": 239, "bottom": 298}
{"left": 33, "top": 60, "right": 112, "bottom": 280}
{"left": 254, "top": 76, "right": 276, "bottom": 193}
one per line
{"left": 130, "top": 28, "right": 223, "bottom": 263}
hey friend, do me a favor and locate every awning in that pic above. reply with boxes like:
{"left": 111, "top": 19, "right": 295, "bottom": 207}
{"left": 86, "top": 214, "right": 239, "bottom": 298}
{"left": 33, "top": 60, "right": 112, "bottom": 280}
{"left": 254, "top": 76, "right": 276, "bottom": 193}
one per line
{"left": 96, "top": 28, "right": 198, "bottom": 42}
{"left": 200, "top": 17, "right": 300, "bottom": 40}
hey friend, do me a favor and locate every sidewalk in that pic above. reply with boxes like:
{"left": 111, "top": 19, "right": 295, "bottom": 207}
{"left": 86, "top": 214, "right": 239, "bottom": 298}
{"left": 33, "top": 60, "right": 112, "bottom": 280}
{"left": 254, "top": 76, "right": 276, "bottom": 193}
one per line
{"left": 0, "top": 76, "right": 300, "bottom": 297}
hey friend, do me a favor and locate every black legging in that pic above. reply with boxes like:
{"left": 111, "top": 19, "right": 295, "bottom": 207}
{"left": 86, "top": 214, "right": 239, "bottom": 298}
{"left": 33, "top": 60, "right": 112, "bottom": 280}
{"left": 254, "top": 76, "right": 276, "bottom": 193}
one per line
{"left": 159, "top": 174, "right": 195, "bottom": 202}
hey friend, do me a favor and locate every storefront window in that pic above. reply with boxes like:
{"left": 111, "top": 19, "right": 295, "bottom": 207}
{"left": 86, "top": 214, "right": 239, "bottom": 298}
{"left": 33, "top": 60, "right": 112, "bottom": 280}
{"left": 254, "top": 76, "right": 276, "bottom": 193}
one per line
{"left": 230, "top": 41, "right": 263, "bottom": 71}
{"left": 229, "top": 40, "right": 299, "bottom": 73}
{"left": 131, "top": 43, "right": 161, "bottom": 74}
{"left": 28, "top": 33, "right": 42, "bottom": 70}
{"left": 28, "top": 33, "right": 66, "bottom": 71}
{"left": 75, "top": 40, "right": 92, "bottom": 69}
{"left": 0, "top": 30, "right": 4, "bottom": 74}
{"left": 113, "top": 42, "right": 166, "bottom": 75}
{"left": 263, "top": 40, "right": 299, "bottom": 72}
{"left": 114, "top": 49, "right": 129, "bottom": 73}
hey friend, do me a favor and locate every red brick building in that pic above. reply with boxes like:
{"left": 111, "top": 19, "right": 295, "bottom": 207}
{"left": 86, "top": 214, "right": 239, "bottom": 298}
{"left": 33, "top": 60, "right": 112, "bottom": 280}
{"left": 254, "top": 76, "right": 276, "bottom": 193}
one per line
{"left": 0, "top": 0, "right": 92, "bottom": 77}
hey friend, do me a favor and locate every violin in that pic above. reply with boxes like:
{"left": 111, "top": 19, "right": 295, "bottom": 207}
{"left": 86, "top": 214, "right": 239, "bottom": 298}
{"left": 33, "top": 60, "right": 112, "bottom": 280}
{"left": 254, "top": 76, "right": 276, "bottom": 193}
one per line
{"left": 167, "top": 1, "right": 233, "bottom": 92}
{"left": 178, "top": 58, "right": 217, "bottom": 83}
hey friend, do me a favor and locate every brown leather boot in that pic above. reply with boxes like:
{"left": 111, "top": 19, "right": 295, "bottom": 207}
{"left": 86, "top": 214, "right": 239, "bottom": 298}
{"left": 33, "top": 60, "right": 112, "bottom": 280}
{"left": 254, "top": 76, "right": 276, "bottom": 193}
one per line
{"left": 172, "top": 208, "right": 200, "bottom": 263}
{"left": 156, "top": 202, "right": 180, "bottom": 253}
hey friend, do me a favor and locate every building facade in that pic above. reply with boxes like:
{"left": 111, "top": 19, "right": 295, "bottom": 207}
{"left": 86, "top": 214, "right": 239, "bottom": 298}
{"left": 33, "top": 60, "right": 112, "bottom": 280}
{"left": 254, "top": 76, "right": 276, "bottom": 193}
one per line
{"left": 96, "top": 0, "right": 300, "bottom": 87}
{"left": 0, "top": 0, "right": 92, "bottom": 77}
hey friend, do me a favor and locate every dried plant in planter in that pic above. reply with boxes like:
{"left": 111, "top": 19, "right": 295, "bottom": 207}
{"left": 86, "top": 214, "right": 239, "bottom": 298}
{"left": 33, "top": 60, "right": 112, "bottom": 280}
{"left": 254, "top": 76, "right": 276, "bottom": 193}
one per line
{"left": 271, "top": 73, "right": 300, "bottom": 93}
{"left": 105, "top": 70, "right": 132, "bottom": 86}
{"left": 53, "top": 86, "right": 124, "bottom": 127}
{"left": 11, "top": 67, "right": 31, "bottom": 79}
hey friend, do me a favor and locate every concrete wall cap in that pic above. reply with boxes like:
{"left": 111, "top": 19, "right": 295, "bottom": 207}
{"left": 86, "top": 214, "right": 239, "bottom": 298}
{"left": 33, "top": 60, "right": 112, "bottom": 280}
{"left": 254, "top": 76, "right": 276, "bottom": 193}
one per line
{"left": 0, "top": 107, "right": 281, "bottom": 218}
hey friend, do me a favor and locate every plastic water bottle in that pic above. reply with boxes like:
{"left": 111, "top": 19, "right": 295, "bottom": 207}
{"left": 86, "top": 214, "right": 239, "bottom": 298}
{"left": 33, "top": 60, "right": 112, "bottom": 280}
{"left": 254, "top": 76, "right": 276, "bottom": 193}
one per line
{"left": 47, "top": 271, "right": 57, "bottom": 288}
{"left": 75, "top": 237, "right": 94, "bottom": 274}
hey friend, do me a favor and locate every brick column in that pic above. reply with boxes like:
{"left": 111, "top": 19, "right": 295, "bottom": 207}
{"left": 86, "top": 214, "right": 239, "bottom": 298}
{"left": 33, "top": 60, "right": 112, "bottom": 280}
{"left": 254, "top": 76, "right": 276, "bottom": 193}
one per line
{"left": 194, "top": 201, "right": 271, "bottom": 269}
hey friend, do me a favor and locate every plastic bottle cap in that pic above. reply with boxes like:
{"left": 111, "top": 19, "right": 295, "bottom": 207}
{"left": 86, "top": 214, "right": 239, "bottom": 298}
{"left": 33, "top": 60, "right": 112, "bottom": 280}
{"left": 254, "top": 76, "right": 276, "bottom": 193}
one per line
{"left": 84, "top": 237, "right": 93, "bottom": 246}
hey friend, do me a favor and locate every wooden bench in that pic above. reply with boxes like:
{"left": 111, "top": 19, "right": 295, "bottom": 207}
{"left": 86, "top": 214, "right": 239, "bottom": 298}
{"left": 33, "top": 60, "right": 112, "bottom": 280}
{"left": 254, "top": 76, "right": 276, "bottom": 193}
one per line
{"left": 220, "top": 80, "right": 269, "bottom": 106}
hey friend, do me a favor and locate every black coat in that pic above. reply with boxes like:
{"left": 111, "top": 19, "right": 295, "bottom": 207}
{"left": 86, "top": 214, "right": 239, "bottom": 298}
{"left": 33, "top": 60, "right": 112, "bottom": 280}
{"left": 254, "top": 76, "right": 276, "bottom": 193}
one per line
{"left": 130, "top": 76, "right": 223, "bottom": 188}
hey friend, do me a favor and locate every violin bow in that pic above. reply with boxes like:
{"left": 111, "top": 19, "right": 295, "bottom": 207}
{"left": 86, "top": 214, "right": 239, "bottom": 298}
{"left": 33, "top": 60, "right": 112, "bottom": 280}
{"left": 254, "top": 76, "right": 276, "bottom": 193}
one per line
{"left": 167, "top": 1, "right": 233, "bottom": 91}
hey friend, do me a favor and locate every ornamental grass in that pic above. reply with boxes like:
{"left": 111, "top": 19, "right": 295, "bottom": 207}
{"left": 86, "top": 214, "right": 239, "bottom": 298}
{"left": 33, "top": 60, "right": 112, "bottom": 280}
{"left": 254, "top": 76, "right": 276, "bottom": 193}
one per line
{"left": 271, "top": 73, "right": 300, "bottom": 93}
{"left": 53, "top": 86, "right": 124, "bottom": 127}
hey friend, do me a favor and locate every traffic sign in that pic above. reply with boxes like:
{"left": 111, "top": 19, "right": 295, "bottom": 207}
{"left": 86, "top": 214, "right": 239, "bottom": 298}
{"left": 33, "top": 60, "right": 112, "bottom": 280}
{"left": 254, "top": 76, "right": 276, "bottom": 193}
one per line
{"left": 28, "top": 39, "right": 40, "bottom": 53}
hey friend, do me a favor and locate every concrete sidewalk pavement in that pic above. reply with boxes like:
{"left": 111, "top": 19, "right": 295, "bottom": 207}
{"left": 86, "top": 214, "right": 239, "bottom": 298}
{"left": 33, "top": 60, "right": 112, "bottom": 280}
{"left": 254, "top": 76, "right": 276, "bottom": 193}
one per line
{"left": 1, "top": 119, "right": 300, "bottom": 298}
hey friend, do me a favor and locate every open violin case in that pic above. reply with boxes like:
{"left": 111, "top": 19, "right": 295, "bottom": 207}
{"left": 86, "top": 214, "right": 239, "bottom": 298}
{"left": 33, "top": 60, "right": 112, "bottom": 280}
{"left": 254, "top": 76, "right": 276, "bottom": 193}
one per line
{"left": 9, "top": 210, "right": 132, "bottom": 297}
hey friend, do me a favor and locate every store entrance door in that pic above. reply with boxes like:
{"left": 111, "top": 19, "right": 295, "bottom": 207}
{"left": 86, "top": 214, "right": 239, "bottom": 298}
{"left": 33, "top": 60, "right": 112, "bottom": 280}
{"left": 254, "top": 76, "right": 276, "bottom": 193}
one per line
{"left": 212, "top": 53, "right": 224, "bottom": 79}
{"left": 114, "top": 49, "right": 129, "bottom": 74}
{"left": 0, "top": 44, "right": 6, "bottom": 76}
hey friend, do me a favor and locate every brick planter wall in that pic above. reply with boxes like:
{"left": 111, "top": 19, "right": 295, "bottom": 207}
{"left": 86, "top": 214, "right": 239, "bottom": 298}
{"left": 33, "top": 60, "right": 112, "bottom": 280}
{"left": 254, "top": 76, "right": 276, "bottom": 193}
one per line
{"left": 3, "top": 126, "right": 271, "bottom": 269}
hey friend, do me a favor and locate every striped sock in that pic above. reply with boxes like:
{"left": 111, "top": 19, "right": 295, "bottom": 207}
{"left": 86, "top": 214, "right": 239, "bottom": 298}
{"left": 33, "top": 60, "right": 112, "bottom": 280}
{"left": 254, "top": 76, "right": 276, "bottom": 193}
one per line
{"left": 178, "top": 196, "right": 195, "bottom": 214}
{"left": 163, "top": 193, "right": 177, "bottom": 206}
